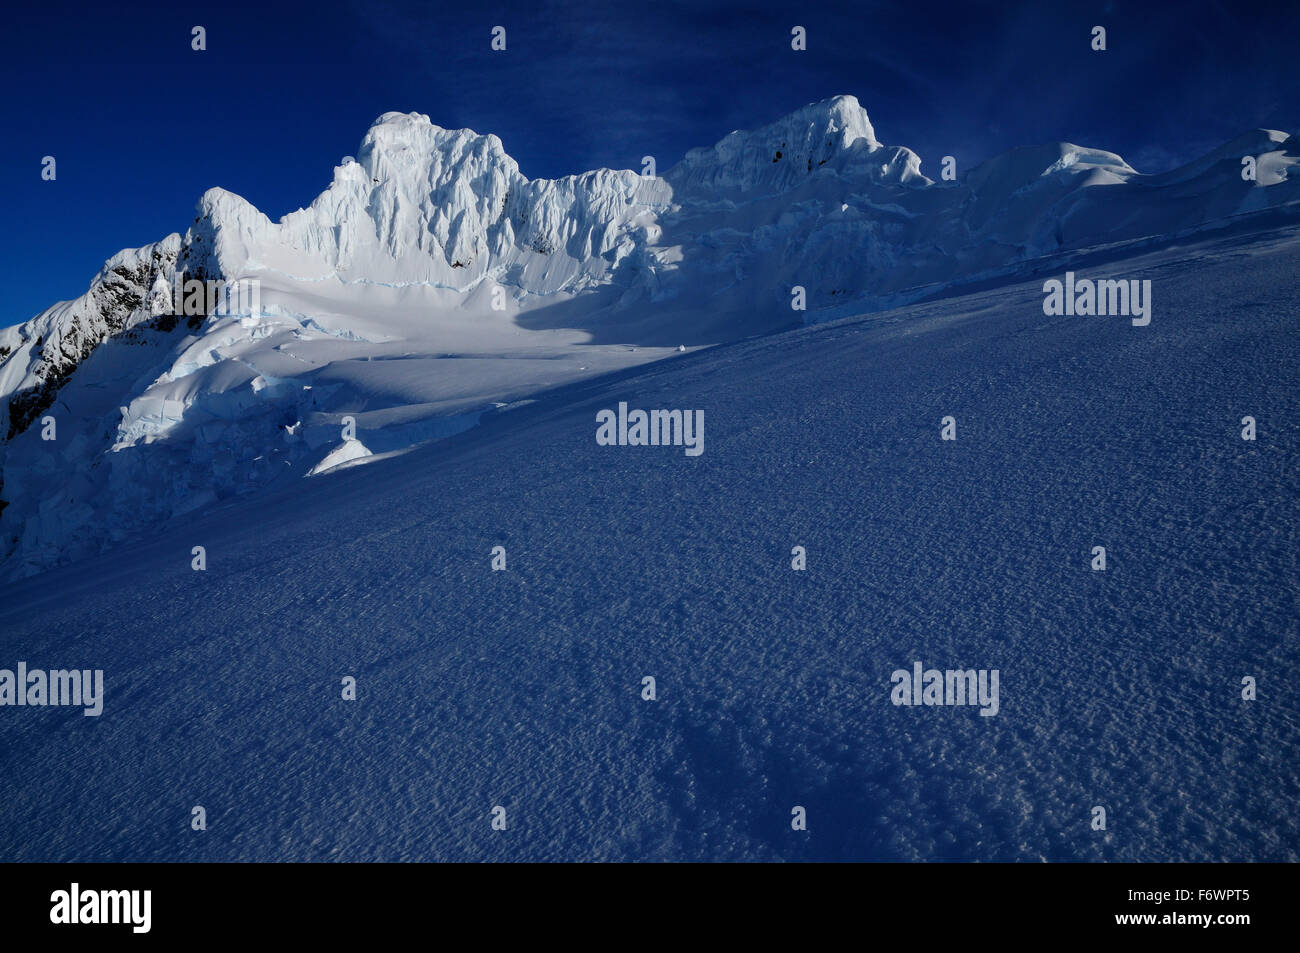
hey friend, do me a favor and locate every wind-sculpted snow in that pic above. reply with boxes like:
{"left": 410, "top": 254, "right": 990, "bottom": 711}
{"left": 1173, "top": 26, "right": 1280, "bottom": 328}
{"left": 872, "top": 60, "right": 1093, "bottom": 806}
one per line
{"left": 0, "top": 229, "right": 1294, "bottom": 861}
{"left": 0, "top": 95, "right": 1297, "bottom": 576}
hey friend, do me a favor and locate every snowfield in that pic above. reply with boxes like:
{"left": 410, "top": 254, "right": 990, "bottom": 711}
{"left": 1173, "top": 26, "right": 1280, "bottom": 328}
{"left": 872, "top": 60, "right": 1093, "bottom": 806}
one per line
{"left": 0, "top": 225, "right": 1295, "bottom": 861}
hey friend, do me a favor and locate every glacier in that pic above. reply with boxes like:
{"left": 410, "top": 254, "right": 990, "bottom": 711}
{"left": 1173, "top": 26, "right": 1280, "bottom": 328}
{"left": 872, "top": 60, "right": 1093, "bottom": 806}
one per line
{"left": 0, "top": 94, "right": 1297, "bottom": 578}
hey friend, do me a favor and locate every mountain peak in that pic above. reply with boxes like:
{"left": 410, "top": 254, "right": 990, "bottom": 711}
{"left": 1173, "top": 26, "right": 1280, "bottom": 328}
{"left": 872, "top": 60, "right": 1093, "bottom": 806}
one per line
{"left": 801, "top": 93, "right": 878, "bottom": 142}
{"left": 370, "top": 110, "right": 435, "bottom": 129}
{"left": 666, "top": 94, "right": 882, "bottom": 196}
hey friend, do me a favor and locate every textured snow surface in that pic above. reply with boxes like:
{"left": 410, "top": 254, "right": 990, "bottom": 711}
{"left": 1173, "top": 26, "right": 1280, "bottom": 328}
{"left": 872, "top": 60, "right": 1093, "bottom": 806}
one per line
{"left": 0, "top": 229, "right": 1295, "bottom": 861}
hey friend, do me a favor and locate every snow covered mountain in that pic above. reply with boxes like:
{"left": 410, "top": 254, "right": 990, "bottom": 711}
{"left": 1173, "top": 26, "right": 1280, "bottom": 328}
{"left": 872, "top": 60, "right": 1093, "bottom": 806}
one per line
{"left": 1, "top": 95, "right": 1297, "bottom": 577}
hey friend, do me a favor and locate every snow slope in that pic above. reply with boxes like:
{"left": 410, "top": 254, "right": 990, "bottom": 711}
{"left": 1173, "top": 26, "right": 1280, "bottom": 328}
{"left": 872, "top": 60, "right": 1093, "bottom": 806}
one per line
{"left": 0, "top": 226, "right": 1294, "bottom": 861}
{"left": 1, "top": 95, "right": 1297, "bottom": 579}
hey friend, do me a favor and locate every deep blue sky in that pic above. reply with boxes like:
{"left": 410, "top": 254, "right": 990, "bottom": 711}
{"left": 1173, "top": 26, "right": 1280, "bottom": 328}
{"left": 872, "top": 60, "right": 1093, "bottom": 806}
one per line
{"left": 2, "top": 0, "right": 1296, "bottom": 325}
